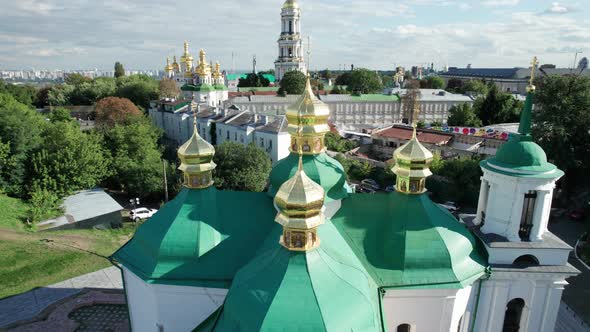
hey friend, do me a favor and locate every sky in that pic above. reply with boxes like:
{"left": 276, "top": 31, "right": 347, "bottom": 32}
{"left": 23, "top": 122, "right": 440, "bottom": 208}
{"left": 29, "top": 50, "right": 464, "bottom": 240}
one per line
{"left": 0, "top": 0, "right": 589, "bottom": 71}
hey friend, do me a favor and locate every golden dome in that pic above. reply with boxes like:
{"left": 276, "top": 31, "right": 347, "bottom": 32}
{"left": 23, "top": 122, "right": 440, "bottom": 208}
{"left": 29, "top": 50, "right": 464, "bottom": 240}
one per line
{"left": 391, "top": 127, "right": 433, "bottom": 194}
{"left": 177, "top": 113, "right": 216, "bottom": 189}
{"left": 165, "top": 57, "right": 173, "bottom": 73}
{"left": 213, "top": 62, "right": 222, "bottom": 80}
{"left": 180, "top": 41, "right": 194, "bottom": 63}
{"left": 282, "top": 0, "right": 299, "bottom": 9}
{"left": 172, "top": 56, "right": 180, "bottom": 72}
{"left": 274, "top": 155, "right": 325, "bottom": 251}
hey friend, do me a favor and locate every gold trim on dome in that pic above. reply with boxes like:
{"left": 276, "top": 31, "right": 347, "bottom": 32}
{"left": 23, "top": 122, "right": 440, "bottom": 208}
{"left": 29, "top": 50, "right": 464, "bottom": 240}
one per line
{"left": 282, "top": 0, "right": 299, "bottom": 9}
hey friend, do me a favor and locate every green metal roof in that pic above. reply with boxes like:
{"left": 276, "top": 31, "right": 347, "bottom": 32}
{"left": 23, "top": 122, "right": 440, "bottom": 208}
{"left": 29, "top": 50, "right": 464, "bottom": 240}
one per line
{"left": 226, "top": 73, "right": 276, "bottom": 83}
{"left": 195, "top": 222, "right": 381, "bottom": 332}
{"left": 181, "top": 84, "right": 215, "bottom": 92}
{"left": 213, "top": 84, "right": 228, "bottom": 91}
{"left": 349, "top": 94, "right": 401, "bottom": 102}
{"left": 268, "top": 153, "right": 350, "bottom": 202}
{"left": 331, "top": 191, "right": 487, "bottom": 288}
{"left": 111, "top": 187, "right": 276, "bottom": 289}
{"left": 482, "top": 91, "right": 563, "bottom": 178}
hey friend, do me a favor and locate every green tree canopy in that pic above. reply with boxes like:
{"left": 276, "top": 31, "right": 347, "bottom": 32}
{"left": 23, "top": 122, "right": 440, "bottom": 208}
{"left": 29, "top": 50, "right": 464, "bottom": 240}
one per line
{"left": 430, "top": 154, "right": 482, "bottom": 206}
{"left": 0, "top": 93, "right": 46, "bottom": 196}
{"left": 238, "top": 73, "right": 271, "bottom": 88}
{"left": 533, "top": 74, "right": 590, "bottom": 192}
{"left": 446, "top": 78, "right": 464, "bottom": 93}
{"left": 280, "top": 70, "right": 307, "bottom": 95}
{"left": 0, "top": 80, "right": 37, "bottom": 106}
{"left": 65, "top": 73, "right": 92, "bottom": 86}
{"left": 213, "top": 142, "right": 272, "bottom": 192}
{"left": 473, "top": 84, "right": 522, "bottom": 125}
{"left": 114, "top": 62, "right": 125, "bottom": 78}
{"left": 420, "top": 76, "right": 445, "bottom": 89}
{"left": 347, "top": 68, "right": 383, "bottom": 94}
{"left": 102, "top": 118, "right": 164, "bottom": 198}
{"left": 447, "top": 103, "right": 482, "bottom": 127}
{"left": 48, "top": 107, "right": 74, "bottom": 123}
{"left": 463, "top": 80, "right": 489, "bottom": 96}
{"left": 325, "top": 132, "right": 359, "bottom": 153}
{"left": 335, "top": 72, "right": 352, "bottom": 86}
{"left": 28, "top": 121, "right": 110, "bottom": 197}
{"left": 116, "top": 74, "right": 159, "bottom": 109}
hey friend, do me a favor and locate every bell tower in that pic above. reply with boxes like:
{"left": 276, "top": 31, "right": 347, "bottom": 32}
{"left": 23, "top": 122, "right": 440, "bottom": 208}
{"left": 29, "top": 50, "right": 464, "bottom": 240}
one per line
{"left": 275, "top": 0, "right": 306, "bottom": 82}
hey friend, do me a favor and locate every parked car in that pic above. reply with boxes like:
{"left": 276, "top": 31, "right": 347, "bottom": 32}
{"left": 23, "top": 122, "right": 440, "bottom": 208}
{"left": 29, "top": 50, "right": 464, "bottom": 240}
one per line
{"left": 357, "top": 186, "right": 376, "bottom": 194}
{"left": 130, "top": 207, "right": 158, "bottom": 222}
{"left": 438, "top": 201, "right": 460, "bottom": 212}
{"left": 568, "top": 208, "right": 587, "bottom": 221}
{"left": 385, "top": 185, "right": 396, "bottom": 193}
{"left": 361, "top": 179, "right": 380, "bottom": 191}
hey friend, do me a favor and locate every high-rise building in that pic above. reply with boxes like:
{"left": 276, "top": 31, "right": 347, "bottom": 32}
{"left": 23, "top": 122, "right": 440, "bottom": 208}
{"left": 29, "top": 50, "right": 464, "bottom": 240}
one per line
{"left": 274, "top": 0, "right": 306, "bottom": 82}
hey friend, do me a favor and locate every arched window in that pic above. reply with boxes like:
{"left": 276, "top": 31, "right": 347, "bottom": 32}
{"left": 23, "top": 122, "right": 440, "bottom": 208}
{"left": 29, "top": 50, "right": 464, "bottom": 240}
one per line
{"left": 513, "top": 255, "right": 539, "bottom": 267}
{"left": 502, "top": 298, "right": 525, "bottom": 332}
{"left": 397, "top": 324, "right": 411, "bottom": 332}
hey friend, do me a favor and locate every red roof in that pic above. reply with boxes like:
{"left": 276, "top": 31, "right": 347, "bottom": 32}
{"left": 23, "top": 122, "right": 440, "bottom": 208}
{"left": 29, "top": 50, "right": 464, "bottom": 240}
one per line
{"left": 374, "top": 126, "right": 452, "bottom": 145}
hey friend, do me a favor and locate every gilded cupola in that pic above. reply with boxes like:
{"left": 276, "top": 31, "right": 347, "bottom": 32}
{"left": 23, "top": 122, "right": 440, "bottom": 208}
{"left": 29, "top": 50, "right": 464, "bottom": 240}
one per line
{"left": 274, "top": 136, "right": 325, "bottom": 251}
{"left": 195, "top": 49, "right": 212, "bottom": 77}
{"left": 282, "top": 0, "right": 299, "bottom": 9}
{"left": 172, "top": 56, "right": 180, "bottom": 73}
{"left": 286, "top": 76, "right": 330, "bottom": 155}
{"left": 177, "top": 112, "right": 216, "bottom": 189}
{"left": 391, "top": 94, "right": 433, "bottom": 194}
{"left": 164, "top": 57, "right": 173, "bottom": 74}
{"left": 213, "top": 62, "right": 222, "bottom": 80}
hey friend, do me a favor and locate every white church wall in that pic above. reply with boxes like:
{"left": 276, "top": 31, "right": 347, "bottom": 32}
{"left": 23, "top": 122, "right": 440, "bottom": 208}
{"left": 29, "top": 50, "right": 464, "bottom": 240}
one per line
{"left": 474, "top": 276, "right": 568, "bottom": 332}
{"left": 485, "top": 245, "right": 570, "bottom": 266}
{"left": 123, "top": 267, "right": 229, "bottom": 332}
{"left": 382, "top": 288, "right": 470, "bottom": 332}
{"left": 123, "top": 267, "right": 158, "bottom": 332}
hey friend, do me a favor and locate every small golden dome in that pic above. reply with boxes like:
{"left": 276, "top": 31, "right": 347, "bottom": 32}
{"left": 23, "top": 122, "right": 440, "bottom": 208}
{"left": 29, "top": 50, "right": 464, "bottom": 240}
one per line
{"left": 286, "top": 77, "right": 330, "bottom": 135}
{"left": 172, "top": 56, "right": 180, "bottom": 72}
{"left": 177, "top": 114, "right": 216, "bottom": 189}
{"left": 274, "top": 157, "right": 325, "bottom": 229}
{"left": 282, "top": 0, "right": 299, "bottom": 9}
{"left": 391, "top": 127, "right": 433, "bottom": 194}
{"left": 165, "top": 57, "right": 173, "bottom": 73}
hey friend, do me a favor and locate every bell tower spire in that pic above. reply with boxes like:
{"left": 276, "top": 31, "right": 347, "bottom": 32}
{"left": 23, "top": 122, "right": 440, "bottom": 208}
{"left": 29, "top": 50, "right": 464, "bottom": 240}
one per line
{"left": 275, "top": 0, "right": 306, "bottom": 81}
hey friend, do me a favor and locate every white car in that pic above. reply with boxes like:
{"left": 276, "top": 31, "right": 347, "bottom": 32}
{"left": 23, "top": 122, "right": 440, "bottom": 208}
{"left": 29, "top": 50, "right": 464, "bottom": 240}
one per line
{"left": 130, "top": 207, "right": 158, "bottom": 221}
{"left": 438, "top": 201, "right": 460, "bottom": 212}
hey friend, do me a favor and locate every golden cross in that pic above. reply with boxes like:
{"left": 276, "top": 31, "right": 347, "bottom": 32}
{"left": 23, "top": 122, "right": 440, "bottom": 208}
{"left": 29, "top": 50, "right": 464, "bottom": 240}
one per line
{"left": 529, "top": 56, "right": 539, "bottom": 86}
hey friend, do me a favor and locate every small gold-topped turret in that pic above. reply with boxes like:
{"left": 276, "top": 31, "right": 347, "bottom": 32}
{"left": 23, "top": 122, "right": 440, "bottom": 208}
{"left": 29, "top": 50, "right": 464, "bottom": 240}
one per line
{"left": 527, "top": 56, "right": 539, "bottom": 93}
{"left": 282, "top": 0, "right": 299, "bottom": 9}
{"left": 391, "top": 94, "right": 433, "bottom": 194}
{"left": 180, "top": 41, "right": 194, "bottom": 77}
{"left": 164, "top": 57, "right": 173, "bottom": 74}
{"left": 286, "top": 76, "right": 330, "bottom": 155}
{"left": 274, "top": 128, "right": 325, "bottom": 251}
{"left": 195, "top": 49, "right": 211, "bottom": 77}
{"left": 177, "top": 110, "right": 216, "bottom": 189}
{"left": 213, "top": 62, "right": 222, "bottom": 80}
{"left": 172, "top": 56, "right": 180, "bottom": 73}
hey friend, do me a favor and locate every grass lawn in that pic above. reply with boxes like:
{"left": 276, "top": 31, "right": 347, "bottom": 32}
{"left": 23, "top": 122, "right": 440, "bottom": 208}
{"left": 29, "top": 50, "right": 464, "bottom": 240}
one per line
{"left": 0, "top": 194, "right": 136, "bottom": 299}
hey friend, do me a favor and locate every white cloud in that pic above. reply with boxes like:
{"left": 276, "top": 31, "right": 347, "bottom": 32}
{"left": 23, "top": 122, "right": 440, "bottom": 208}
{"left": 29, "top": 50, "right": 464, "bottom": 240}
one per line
{"left": 545, "top": 2, "right": 575, "bottom": 14}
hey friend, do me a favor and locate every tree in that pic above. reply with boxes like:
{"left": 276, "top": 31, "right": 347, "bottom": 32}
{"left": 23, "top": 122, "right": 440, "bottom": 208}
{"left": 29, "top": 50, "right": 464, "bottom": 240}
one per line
{"left": 116, "top": 74, "right": 159, "bottom": 109}
{"left": 159, "top": 78, "right": 180, "bottom": 99}
{"left": 430, "top": 155, "right": 483, "bottom": 206}
{"left": 347, "top": 69, "right": 383, "bottom": 94}
{"left": 114, "top": 62, "right": 125, "bottom": 78}
{"left": 95, "top": 97, "right": 142, "bottom": 127}
{"left": 237, "top": 73, "right": 271, "bottom": 88}
{"left": 0, "top": 80, "right": 37, "bottom": 106}
{"left": 65, "top": 73, "right": 91, "bottom": 86}
{"left": 325, "top": 132, "right": 359, "bottom": 153}
{"left": 402, "top": 80, "right": 421, "bottom": 124}
{"left": 428, "top": 76, "right": 445, "bottom": 89}
{"left": 28, "top": 121, "right": 110, "bottom": 197}
{"left": 473, "top": 85, "right": 522, "bottom": 125}
{"left": 320, "top": 69, "right": 332, "bottom": 80}
{"left": 533, "top": 74, "right": 590, "bottom": 192}
{"left": 335, "top": 72, "right": 352, "bottom": 86}
{"left": 330, "top": 85, "right": 345, "bottom": 94}
{"left": 381, "top": 75, "right": 394, "bottom": 88}
{"left": 0, "top": 93, "right": 46, "bottom": 196}
{"left": 280, "top": 70, "right": 307, "bottom": 95}
{"left": 463, "top": 80, "right": 489, "bottom": 96}
{"left": 48, "top": 107, "right": 74, "bottom": 123}
{"left": 416, "top": 121, "right": 426, "bottom": 129}
{"left": 47, "top": 84, "right": 75, "bottom": 106}
{"left": 213, "top": 142, "right": 272, "bottom": 192}
{"left": 447, "top": 103, "right": 482, "bottom": 127}
{"left": 102, "top": 119, "right": 164, "bottom": 198}
{"left": 446, "top": 78, "right": 464, "bottom": 92}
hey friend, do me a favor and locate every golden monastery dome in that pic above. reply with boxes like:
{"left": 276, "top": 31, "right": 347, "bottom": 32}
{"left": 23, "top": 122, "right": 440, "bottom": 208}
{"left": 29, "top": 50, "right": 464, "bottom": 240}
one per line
{"left": 274, "top": 156, "right": 325, "bottom": 231}
{"left": 177, "top": 114, "right": 216, "bottom": 189}
{"left": 391, "top": 127, "right": 433, "bottom": 194}
{"left": 286, "top": 77, "right": 330, "bottom": 137}
{"left": 282, "top": 0, "right": 299, "bottom": 9}
{"left": 164, "top": 57, "right": 173, "bottom": 73}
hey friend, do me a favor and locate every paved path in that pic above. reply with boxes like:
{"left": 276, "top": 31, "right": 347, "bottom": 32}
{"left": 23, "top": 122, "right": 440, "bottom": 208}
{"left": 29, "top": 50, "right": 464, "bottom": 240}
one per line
{"left": 549, "top": 218, "right": 590, "bottom": 327}
{"left": 0, "top": 266, "right": 122, "bottom": 328}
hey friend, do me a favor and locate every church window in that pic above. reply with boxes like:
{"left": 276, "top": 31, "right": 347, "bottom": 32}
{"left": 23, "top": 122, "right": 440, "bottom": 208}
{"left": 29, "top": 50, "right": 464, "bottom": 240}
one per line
{"left": 288, "top": 48, "right": 293, "bottom": 57}
{"left": 513, "top": 255, "right": 539, "bottom": 267}
{"left": 226, "top": 131, "right": 230, "bottom": 140}
{"left": 519, "top": 191, "right": 537, "bottom": 241}
{"left": 289, "top": 20, "right": 293, "bottom": 33}
{"left": 234, "top": 132, "right": 237, "bottom": 141}
{"left": 397, "top": 324, "right": 412, "bottom": 332}
{"left": 260, "top": 138, "right": 265, "bottom": 147}
{"left": 502, "top": 298, "right": 525, "bottom": 332}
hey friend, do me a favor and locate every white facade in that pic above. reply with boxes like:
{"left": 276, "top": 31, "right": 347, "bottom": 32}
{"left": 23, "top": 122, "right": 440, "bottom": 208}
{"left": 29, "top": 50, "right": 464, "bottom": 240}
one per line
{"left": 122, "top": 267, "right": 227, "bottom": 332}
{"left": 274, "top": 1, "right": 306, "bottom": 81}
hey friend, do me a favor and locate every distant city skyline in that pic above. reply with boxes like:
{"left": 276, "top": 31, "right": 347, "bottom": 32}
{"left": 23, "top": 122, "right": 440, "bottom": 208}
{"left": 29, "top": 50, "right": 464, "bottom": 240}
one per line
{"left": 0, "top": 0, "right": 588, "bottom": 71}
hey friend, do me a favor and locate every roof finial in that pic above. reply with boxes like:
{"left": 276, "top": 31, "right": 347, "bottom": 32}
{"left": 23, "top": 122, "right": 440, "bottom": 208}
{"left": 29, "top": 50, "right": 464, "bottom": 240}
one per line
{"left": 307, "top": 36, "right": 312, "bottom": 75}
{"left": 528, "top": 56, "right": 539, "bottom": 92}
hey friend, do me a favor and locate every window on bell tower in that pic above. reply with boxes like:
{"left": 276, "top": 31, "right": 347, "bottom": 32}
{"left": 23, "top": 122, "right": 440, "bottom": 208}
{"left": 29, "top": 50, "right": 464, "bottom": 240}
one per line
{"left": 289, "top": 20, "right": 293, "bottom": 33}
{"left": 519, "top": 191, "right": 537, "bottom": 241}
